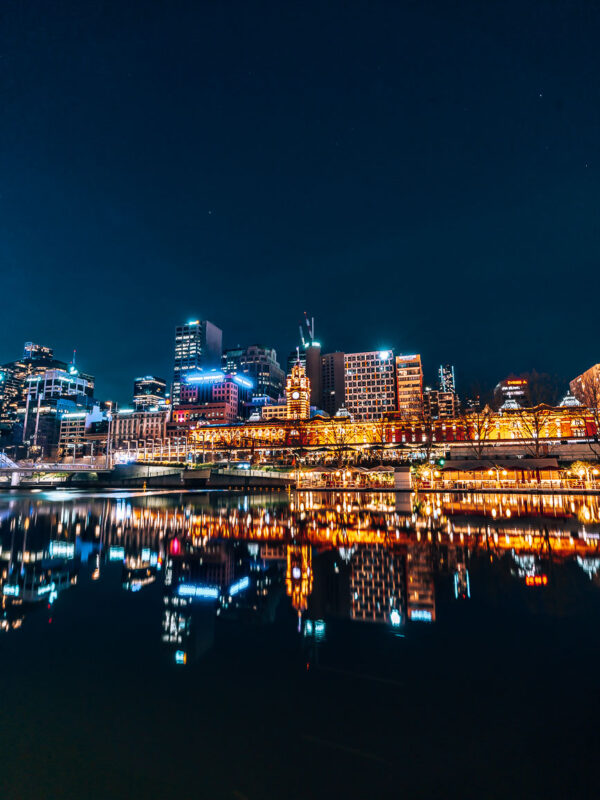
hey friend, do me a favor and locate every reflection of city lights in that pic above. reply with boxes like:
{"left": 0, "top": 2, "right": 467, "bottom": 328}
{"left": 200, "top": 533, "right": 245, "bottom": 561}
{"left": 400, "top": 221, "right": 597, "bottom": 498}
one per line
{"left": 177, "top": 584, "right": 220, "bottom": 600}
{"left": 525, "top": 575, "right": 548, "bottom": 586}
{"left": 229, "top": 576, "right": 249, "bottom": 596}
{"left": 175, "top": 650, "right": 187, "bottom": 665}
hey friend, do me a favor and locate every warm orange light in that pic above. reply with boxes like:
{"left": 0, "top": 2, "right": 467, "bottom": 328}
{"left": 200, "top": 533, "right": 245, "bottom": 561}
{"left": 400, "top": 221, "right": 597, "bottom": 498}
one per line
{"left": 525, "top": 575, "right": 548, "bottom": 586}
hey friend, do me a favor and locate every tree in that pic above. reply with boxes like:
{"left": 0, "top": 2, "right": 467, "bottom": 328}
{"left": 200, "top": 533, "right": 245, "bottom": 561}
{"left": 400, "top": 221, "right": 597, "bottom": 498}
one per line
{"left": 458, "top": 405, "right": 493, "bottom": 459}
{"left": 513, "top": 404, "right": 555, "bottom": 458}
{"left": 324, "top": 421, "right": 353, "bottom": 466}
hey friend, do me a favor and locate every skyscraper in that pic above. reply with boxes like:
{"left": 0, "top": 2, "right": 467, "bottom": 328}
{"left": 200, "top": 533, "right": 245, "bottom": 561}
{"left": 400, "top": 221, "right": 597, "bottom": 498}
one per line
{"left": 344, "top": 350, "right": 396, "bottom": 421}
{"left": 222, "top": 344, "right": 285, "bottom": 401}
{"left": 133, "top": 376, "right": 167, "bottom": 410}
{"left": 172, "top": 320, "right": 223, "bottom": 406}
{"left": 395, "top": 354, "right": 423, "bottom": 416}
{"left": 305, "top": 342, "right": 322, "bottom": 408}
{"left": 439, "top": 364, "right": 456, "bottom": 394}
{"left": 321, "top": 352, "right": 345, "bottom": 416}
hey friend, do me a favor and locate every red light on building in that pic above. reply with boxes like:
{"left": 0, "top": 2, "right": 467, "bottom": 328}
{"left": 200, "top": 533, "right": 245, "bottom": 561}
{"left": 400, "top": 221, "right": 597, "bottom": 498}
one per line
{"left": 525, "top": 575, "right": 548, "bottom": 586}
{"left": 170, "top": 538, "right": 181, "bottom": 555}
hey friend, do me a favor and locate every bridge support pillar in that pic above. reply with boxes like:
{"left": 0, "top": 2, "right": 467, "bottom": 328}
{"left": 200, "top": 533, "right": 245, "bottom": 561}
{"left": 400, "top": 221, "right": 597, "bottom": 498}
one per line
{"left": 10, "top": 471, "right": 20, "bottom": 487}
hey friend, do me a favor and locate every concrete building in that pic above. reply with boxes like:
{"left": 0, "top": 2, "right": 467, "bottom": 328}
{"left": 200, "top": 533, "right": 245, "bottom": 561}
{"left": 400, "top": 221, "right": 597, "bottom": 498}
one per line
{"left": 222, "top": 345, "right": 285, "bottom": 402}
{"left": 344, "top": 350, "right": 396, "bottom": 421}
{"left": 58, "top": 406, "right": 105, "bottom": 459}
{"left": 178, "top": 371, "right": 251, "bottom": 421}
{"left": 423, "top": 389, "right": 458, "bottom": 419}
{"left": 305, "top": 343, "right": 322, "bottom": 409}
{"left": 110, "top": 409, "right": 170, "bottom": 449}
{"left": 395, "top": 354, "right": 423, "bottom": 416}
{"left": 321, "top": 351, "right": 345, "bottom": 417}
{"left": 495, "top": 377, "right": 528, "bottom": 407}
{"left": 172, "top": 320, "right": 223, "bottom": 406}
{"left": 133, "top": 376, "right": 167, "bottom": 410}
{"left": 570, "top": 364, "right": 600, "bottom": 405}
{"left": 439, "top": 364, "right": 456, "bottom": 394}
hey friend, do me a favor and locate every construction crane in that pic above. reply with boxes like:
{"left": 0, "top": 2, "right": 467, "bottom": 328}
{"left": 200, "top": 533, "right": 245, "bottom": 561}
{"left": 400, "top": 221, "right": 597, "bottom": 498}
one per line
{"left": 298, "top": 312, "right": 315, "bottom": 349}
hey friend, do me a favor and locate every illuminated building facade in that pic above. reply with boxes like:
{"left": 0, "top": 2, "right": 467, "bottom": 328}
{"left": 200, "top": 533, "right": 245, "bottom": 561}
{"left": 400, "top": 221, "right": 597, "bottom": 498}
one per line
{"left": 172, "top": 319, "right": 223, "bottom": 406}
{"left": 570, "top": 364, "right": 600, "bottom": 404}
{"left": 286, "top": 362, "right": 310, "bottom": 420}
{"left": 223, "top": 345, "right": 285, "bottom": 402}
{"left": 496, "top": 377, "right": 528, "bottom": 406}
{"left": 1, "top": 342, "right": 75, "bottom": 443}
{"left": 423, "top": 388, "right": 458, "bottom": 419}
{"left": 110, "top": 409, "right": 170, "bottom": 448}
{"left": 133, "top": 376, "right": 167, "bottom": 410}
{"left": 395, "top": 354, "right": 423, "bottom": 415}
{"left": 344, "top": 350, "right": 396, "bottom": 421}
{"left": 26, "top": 368, "right": 94, "bottom": 403}
{"left": 407, "top": 543, "right": 436, "bottom": 622}
{"left": 261, "top": 404, "right": 288, "bottom": 420}
{"left": 23, "top": 342, "right": 54, "bottom": 361}
{"left": 178, "top": 371, "right": 252, "bottom": 422}
{"left": 439, "top": 364, "right": 456, "bottom": 394}
{"left": 58, "top": 406, "right": 104, "bottom": 458}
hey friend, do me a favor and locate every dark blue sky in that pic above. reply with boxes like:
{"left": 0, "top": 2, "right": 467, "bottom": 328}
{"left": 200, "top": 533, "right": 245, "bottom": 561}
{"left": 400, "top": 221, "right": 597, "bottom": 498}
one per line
{"left": 1, "top": 0, "right": 599, "bottom": 402}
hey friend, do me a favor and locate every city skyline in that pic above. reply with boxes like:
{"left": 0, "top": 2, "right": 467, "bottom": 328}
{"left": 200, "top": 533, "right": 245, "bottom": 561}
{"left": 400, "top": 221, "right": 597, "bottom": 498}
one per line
{"left": 2, "top": 0, "right": 600, "bottom": 401}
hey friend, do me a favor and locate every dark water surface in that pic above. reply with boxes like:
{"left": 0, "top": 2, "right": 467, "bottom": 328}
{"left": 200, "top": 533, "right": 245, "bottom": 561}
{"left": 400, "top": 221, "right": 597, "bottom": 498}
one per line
{"left": 1, "top": 489, "right": 600, "bottom": 800}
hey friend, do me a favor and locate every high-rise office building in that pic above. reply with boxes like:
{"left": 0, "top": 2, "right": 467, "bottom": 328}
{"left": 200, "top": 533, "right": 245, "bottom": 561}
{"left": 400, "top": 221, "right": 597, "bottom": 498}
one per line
{"left": 23, "top": 342, "right": 54, "bottom": 361}
{"left": 570, "top": 364, "right": 600, "bottom": 405}
{"left": 222, "top": 345, "right": 285, "bottom": 401}
{"left": 305, "top": 342, "right": 322, "bottom": 408}
{"left": 395, "top": 354, "right": 423, "bottom": 416}
{"left": 439, "top": 364, "right": 456, "bottom": 394}
{"left": 133, "top": 376, "right": 167, "bottom": 410}
{"left": 344, "top": 350, "right": 396, "bottom": 421}
{"left": 172, "top": 320, "right": 223, "bottom": 406}
{"left": 422, "top": 388, "right": 458, "bottom": 419}
{"left": 321, "top": 352, "right": 345, "bottom": 416}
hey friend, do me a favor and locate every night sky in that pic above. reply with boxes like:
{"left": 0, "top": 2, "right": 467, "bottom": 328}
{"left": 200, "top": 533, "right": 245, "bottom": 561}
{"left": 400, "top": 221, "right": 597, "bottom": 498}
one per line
{"left": 1, "top": 0, "right": 599, "bottom": 402}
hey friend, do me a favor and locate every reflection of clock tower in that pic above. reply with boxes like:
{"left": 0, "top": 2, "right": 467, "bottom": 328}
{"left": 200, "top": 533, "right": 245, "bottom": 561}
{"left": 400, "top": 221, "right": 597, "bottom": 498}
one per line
{"left": 286, "top": 361, "right": 311, "bottom": 420}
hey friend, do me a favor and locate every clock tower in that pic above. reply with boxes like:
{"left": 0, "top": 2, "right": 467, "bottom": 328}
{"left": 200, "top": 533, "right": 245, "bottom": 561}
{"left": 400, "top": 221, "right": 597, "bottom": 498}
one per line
{"left": 286, "top": 361, "right": 311, "bottom": 420}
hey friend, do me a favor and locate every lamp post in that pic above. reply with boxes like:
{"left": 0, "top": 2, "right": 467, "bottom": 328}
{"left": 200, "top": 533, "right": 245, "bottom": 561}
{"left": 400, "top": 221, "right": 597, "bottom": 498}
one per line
{"left": 105, "top": 412, "right": 113, "bottom": 469}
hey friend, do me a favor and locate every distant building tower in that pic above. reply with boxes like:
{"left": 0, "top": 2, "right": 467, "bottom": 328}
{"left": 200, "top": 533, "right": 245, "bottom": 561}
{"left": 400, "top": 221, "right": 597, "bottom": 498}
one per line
{"left": 495, "top": 377, "right": 528, "bottom": 407}
{"left": 439, "top": 364, "right": 456, "bottom": 394}
{"left": 321, "top": 352, "right": 345, "bottom": 416}
{"left": 172, "top": 319, "right": 223, "bottom": 406}
{"left": 286, "top": 361, "right": 310, "bottom": 420}
{"left": 23, "top": 342, "right": 54, "bottom": 361}
{"left": 570, "top": 364, "right": 600, "bottom": 405}
{"left": 133, "top": 376, "right": 167, "bottom": 410}
{"left": 305, "top": 342, "right": 322, "bottom": 408}
{"left": 423, "top": 388, "right": 458, "bottom": 419}
{"left": 395, "top": 354, "right": 423, "bottom": 415}
{"left": 223, "top": 344, "right": 285, "bottom": 401}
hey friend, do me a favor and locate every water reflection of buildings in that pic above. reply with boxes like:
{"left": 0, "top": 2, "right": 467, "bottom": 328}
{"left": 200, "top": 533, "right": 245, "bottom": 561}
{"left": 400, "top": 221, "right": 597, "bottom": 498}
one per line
{"left": 2, "top": 489, "right": 600, "bottom": 640}
{"left": 350, "top": 545, "right": 405, "bottom": 625}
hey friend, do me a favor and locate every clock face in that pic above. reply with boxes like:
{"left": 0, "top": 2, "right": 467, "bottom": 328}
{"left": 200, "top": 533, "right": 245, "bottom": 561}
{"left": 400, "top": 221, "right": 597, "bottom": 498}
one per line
{"left": 292, "top": 391, "right": 300, "bottom": 400}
